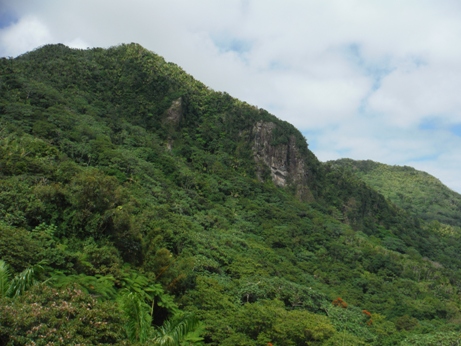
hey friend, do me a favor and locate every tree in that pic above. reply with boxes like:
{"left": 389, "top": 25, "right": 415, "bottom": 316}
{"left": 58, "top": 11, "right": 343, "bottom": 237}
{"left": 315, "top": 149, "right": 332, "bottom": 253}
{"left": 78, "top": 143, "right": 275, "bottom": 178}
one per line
{"left": 0, "top": 284, "right": 125, "bottom": 344}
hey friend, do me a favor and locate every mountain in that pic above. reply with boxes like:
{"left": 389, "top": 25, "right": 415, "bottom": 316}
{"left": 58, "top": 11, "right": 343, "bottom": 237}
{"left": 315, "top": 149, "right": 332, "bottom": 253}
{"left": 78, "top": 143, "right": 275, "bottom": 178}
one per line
{"left": 330, "top": 159, "right": 461, "bottom": 226}
{"left": 1, "top": 43, "right": 461, "bottom": 345}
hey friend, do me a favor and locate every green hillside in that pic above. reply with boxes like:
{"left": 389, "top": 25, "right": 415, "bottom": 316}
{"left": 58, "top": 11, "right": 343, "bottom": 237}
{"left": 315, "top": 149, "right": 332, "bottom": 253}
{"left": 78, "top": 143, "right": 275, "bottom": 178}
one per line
{"left": 330, "top": 159, "right": 461, "bottom": 227}
{"left": 1, "top": 44, "right": 461, "bottom": 345}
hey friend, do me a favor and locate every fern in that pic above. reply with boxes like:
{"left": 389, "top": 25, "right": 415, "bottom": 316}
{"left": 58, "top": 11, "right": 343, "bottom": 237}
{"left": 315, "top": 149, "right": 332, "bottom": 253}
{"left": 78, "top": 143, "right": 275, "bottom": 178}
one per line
{"left": 181, "top": 321, "right": 205, "bottom": 345}
{"left": 50, "top": 272, "right": 116, "bottom": 300}
{"left": 120, "top": 271, "right": 178, "bottom": 316}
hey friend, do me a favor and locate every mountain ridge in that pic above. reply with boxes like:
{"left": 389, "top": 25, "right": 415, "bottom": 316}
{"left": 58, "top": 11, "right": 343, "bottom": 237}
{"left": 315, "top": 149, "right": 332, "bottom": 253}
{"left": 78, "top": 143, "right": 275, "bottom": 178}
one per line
{"left": 329, "top": 158, "right": 461, "bottom": 227}
{"left": 1, "top": 43, "right": 461, "bottom": 345}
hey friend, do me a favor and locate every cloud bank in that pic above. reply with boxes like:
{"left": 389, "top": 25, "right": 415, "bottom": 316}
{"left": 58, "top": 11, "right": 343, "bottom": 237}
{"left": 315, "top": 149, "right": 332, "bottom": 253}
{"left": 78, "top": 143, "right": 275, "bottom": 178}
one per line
{"left": 1, "top": 0, "right": 461, "bottom": 192}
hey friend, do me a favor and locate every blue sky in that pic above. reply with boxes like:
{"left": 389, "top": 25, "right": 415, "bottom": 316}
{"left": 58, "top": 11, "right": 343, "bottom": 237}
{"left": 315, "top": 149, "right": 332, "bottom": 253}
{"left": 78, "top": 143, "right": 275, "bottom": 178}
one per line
{"left": 451, "top": 124, "right": 461, "bottom": 137}
{"left": 0, "top": 9, "right": 16, "bottom": 29}
{"left": 1, "top": 0, "right": 461, "bottom": 193}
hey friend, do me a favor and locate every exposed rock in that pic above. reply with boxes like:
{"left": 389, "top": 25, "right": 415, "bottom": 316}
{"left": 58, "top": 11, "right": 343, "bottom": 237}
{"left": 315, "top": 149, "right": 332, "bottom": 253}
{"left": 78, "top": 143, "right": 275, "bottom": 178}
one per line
{"left": 163, "top": 98, "right": 183, "bottom": 151}
{"left": 252, "top": 121, "right": 312, "bottom": 200}
{"left": 164, "top": 97, "right": 183, "bottom": 126}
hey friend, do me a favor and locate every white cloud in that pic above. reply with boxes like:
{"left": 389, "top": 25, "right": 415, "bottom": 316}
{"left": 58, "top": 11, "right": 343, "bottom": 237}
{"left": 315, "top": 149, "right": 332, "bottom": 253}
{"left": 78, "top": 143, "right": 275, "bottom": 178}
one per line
{"left": 367, "top": 59, "right": 461, "bottom": 127}
{"left": 1, "top": 0, "right": 461, "bottom": 192}
{"left": 64, "top": 37, "right": 89, "bottom": 50}
{"left": 0, "top": 15, "right": 52, "bottom": 56}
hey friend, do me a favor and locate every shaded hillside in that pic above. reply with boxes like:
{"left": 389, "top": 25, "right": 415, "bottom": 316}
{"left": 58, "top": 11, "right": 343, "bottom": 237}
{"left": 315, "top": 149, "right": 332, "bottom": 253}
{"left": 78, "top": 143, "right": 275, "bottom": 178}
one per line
{"left": 330, "top": 159, "right": 461, "bottom": 227}
{"left": 1, "top": 44, "right": 461, "bottom": 345}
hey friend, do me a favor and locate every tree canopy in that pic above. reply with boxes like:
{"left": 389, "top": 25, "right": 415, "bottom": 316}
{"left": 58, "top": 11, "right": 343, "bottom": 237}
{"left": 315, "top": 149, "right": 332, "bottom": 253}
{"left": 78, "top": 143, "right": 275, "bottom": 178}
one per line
{"left": 1, "top": 43, "right": 461, "bottom": 345}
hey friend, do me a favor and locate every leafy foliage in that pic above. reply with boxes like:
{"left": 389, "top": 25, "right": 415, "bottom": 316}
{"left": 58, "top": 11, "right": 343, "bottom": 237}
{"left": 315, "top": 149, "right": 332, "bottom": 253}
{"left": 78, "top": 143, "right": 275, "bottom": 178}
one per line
{"left": 0, "top": 284, "right": 127, "bottom": 345}
{"left": 330, "top": 159, "right": 461, "bottom": 226}
{"left": 119, "top": 290, "right": 152, "bottom": 343}
{"left": 0, "top": 259, "right": 43, "bottom": 299}
{"left": 151, "top": 314, "right": 201, "bottom": 346}
{"left": 0, "top": 44, "right": 461, "bottom": 344}
{"left": 0, "top": 260, "right": 10, "bottom": 298}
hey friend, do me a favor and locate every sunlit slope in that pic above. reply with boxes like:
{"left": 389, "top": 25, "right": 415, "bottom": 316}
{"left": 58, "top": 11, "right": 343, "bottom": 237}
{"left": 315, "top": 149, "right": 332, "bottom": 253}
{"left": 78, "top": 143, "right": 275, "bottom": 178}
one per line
{"left": 330, "top": 159, "right": 461, "bottom": 226}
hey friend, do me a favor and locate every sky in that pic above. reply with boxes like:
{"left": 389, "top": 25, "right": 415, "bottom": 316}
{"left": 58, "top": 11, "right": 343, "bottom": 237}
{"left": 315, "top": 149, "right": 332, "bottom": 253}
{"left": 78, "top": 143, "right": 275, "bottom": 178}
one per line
{"left": 1, "top": 1, "right": 461, "bottom": 193}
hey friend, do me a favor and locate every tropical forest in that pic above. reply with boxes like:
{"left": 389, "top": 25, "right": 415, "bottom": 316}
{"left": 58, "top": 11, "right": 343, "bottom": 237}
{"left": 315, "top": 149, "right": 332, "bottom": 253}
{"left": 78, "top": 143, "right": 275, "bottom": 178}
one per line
{"left": 1, "top": 43, "right": 461, "bottom": 345}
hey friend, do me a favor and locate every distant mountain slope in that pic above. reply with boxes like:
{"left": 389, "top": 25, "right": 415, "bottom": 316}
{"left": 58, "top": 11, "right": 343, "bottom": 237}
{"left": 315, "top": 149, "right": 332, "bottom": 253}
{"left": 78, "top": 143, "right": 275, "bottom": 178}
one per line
{"left": 329, "top": 159, "right": 461, "bottom": 226}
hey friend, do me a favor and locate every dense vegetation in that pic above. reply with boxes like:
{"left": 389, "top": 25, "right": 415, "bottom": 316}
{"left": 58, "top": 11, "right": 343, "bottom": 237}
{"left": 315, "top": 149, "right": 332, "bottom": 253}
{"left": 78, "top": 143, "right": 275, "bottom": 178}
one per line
{"left": 1, "top": 43, "right": 461, "bottom": 345}
{"left": 330, "top": 159, "right": 461, "bottom": 226}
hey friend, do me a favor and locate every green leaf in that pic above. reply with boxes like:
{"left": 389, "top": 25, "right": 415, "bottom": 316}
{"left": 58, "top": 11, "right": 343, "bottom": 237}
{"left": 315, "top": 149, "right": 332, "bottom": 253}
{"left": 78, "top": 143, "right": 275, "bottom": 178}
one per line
{"left": 151, "top": 314, "right": 200, "bottom": 346}
{"left": 118, "top": 290, "right": 152, "bottom": 343}
{"left": 0, "top": 260, "right": 11, "bottom": 298}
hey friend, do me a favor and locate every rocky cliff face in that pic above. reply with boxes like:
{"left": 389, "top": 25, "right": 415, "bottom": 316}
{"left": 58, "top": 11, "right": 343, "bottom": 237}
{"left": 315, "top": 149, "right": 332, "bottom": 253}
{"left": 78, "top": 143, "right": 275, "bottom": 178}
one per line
{"left": 252, "top": 121, "right": 313, "bottom": 200}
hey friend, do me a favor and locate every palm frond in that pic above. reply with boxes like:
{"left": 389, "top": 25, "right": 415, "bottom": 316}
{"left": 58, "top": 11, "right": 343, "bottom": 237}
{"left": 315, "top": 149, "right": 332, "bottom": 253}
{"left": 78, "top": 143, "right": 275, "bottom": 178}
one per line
{"left": 118, "top": 290, "right": 152, "bottom": 343}
{"left": 0, "top": 260, "right": 11, "bottom": 298}
{"left": 6, "top": 264, "right": 40, "bottom": 298}
{"left": 151, "top": 314, "right": 200, "bottom": 346}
